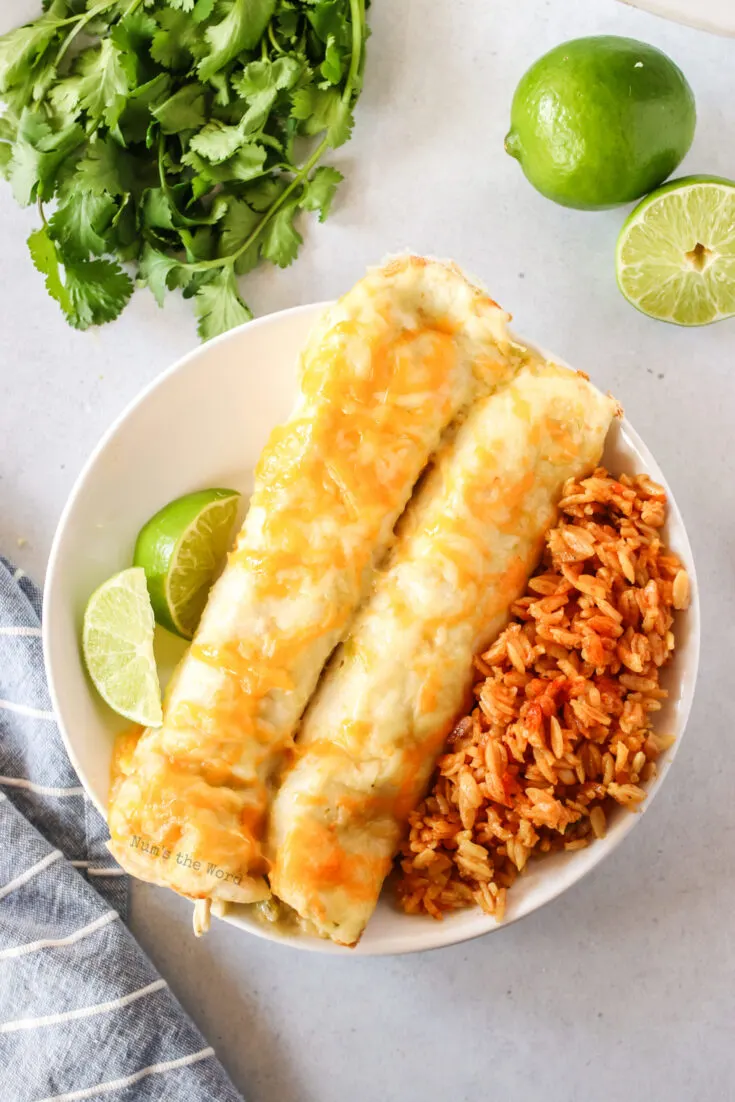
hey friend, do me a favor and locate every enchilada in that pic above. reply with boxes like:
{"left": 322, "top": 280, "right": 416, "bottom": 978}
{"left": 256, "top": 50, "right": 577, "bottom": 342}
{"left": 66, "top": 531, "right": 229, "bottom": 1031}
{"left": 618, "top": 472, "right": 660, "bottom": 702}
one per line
{"left": 107, "top": 256, "right": 517, "bottom": 908}
{"left": 268, "top": 360, "right": 616, "bottom": 945}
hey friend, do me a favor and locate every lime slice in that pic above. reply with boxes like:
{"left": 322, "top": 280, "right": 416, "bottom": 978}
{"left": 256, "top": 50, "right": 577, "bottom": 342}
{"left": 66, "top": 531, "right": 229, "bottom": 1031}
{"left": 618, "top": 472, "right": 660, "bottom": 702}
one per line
{"left": 82, "top": 567, "right": 163, "bottom": 727}
{"left": 133, "top": 488, "right": 240, "bottom": 639}
{"left": 616, "top": 175, "right": 735, "bottom": 326}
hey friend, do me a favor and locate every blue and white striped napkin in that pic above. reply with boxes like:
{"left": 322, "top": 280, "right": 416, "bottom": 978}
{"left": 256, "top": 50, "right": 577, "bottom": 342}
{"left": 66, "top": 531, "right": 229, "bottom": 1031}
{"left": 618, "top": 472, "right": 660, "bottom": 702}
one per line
{"left": 0, "top": 558, "right": 244, "bottom": 1102}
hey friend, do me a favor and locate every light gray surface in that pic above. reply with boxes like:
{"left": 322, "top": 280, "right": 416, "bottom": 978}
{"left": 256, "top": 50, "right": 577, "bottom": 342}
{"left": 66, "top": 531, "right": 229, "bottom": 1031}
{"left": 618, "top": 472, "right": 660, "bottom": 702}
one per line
{"left": 1, "top": 1, "right": 734, "bottom": 1100}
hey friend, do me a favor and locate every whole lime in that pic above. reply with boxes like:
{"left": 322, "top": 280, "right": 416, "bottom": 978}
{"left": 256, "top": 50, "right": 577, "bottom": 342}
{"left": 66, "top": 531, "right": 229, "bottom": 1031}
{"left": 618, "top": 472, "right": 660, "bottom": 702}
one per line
{"left": 505, "top": 36, "right": 696, "bottom": 210}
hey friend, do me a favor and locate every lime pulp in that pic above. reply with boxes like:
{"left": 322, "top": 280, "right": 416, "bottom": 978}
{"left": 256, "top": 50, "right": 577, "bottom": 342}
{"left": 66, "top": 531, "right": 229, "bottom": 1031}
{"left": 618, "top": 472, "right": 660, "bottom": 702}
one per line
{"left": 82, "top": 567, "right": 163, "bottom": 727}
{"left": 616, "top": 176, "right": 735, "bottom": 326}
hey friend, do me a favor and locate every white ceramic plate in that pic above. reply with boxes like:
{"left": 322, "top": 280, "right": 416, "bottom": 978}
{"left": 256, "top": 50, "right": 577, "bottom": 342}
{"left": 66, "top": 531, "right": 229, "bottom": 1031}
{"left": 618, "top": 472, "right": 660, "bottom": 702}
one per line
{"left": 44, "top": 303, "right": 700, "bottom": 956}
{"left": 619, "top": 0, "right": 735, "bottom": 36}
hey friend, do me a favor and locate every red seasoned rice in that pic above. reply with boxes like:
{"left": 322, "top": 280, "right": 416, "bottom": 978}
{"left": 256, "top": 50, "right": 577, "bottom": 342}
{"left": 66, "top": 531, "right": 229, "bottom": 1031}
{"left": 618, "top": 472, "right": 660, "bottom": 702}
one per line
{"left": 397, "top": 468, "right": 690, "bottom": 922}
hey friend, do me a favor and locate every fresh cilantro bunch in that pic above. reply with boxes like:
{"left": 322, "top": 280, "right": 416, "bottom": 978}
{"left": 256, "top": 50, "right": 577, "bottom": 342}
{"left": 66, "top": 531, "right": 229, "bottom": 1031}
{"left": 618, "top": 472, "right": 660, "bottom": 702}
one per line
{"left": 0, "top": 0, "right": 367, "bottom": 339}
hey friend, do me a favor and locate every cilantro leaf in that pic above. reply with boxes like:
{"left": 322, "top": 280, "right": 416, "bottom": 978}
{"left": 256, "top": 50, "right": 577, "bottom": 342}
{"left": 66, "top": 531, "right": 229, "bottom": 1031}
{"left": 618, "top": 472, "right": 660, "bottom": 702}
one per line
{"left": 73, "top": 139, "right": 134, "bottom": 196}
{"left": 195, "top": 265, "right": 252, "bottom": 340}
{"left": 220, "top": 197, "right": 259, "bottom": 253}
{"left": 261, "top": 199, "right": 302, "bottom": 268}
{"left": 320, "top": 37, "right": 344, "bottom": 84}
{"left": 244, "top": 175, "right": 287, "bottom": 211}
{"left": 207, "top": 71, "right": 233, "bottom": 107}
{"left": 229, "top": 57, "right": 303, "bottom": 133}
{"left": 233, "top": 57, "right": 302, "bottom": 100}
{"left": 153, "top": 84, "right": 208, "bottom": 133}
{"left": 193, "top": 0, "right": 216, "bottom": 21}
{"left": 291, "top": 85, "right": 353, "bottom": 147}
{"left": 228, "top": 144, "right": 271, "bottom": 181}
{"left": 110, "top": 11, "right": 157, "bottom": 61}
{"left": 198, "top": 0, "right": 278, "bottom": 82}
{"left": 109, "top": 197, "right": 139, "bottom": 260}
{"left": 64, "top": 256, "right": 134, "bottom": 329}
{"left": 276, "top": 5, "right": 300, "bottom": 41}
{"left": 28, "top": 225, "right": 132, "bottom": 328}
{"left": 47, "top": 76, "right": 83, "bottom": 125}
{"left": 76, "top": 39, "right": 132, "bottom": 129}
{"left": 141, "top": 187, "right": 176, "bottom": 231}
{"left": 182, "top": 225, "right": 215, "bottom": 262}
{"left": 139, "top": 243, "right": 182, "bottom": 307}
{"left": 184, "top": 141, "right": 267, "bottom": 182}
{"left": 49, "top": 190, "right": 117, "bottom": 259}
{"left": 0, "top": 113, "right": 17, "bottom": 178}
{"left": 28, "top": 226, "right": 71, "bottom": 314}
{"left": 228, "top": 89, "right": 278, "bottom": 136}
{"left": 219, "top": 197, "right": 261, "bottom": 273}
{"left": 196, "top": 192, "right": 229, "bottom": 224}
{"left": 117, "top": 73, "right": 171, "bottom": 144}
{"left": 300, "top": 165, "right": 342, "bottom": 222}
{"left": 0, "top": 16, "right": 60, "bottom": 95}
{"left": 324, "top": 97, "right": 354, "bottom": 148}
{"left": 307, "top": 0, "right": 353, "bottom": 47}
{"left": 151, "top": 9, "right": 203, "bottom": 70}
{"left": 189, "top": 121, "right": 249, "bottom": 164}
{"left": 8, "top": 110, "right": 84, "bottom": 205}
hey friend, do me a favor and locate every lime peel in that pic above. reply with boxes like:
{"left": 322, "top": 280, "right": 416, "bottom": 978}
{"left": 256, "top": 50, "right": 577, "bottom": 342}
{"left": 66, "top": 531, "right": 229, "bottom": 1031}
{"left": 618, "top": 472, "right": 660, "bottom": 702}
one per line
{"left": 134, "top": 488, "right": 241, "bottom": 639}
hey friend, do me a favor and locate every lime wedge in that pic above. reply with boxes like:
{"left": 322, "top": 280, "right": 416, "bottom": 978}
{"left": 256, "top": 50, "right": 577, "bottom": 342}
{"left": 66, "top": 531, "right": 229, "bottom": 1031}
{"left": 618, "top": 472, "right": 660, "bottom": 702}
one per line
{"left": 82, "top": 567, "right": 163, "bottom": 727}
{"left": 616, "top": 175, "right": 735, "bottom": 326}
{"left": 133, "top": 488, "right": 240, "bottom": 639}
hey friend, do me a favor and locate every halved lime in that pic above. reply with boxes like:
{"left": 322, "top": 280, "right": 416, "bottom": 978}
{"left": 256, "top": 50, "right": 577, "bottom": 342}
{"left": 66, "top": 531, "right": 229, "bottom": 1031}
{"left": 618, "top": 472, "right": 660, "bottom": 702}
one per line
{"left": 82, "top": 567, "right": 163, "bottom": 727}
{"left": 616, "top": 176, "right": 735, "bottom": 325}
{"left": 133, "top": 488, "right": 240, "bottom": 639}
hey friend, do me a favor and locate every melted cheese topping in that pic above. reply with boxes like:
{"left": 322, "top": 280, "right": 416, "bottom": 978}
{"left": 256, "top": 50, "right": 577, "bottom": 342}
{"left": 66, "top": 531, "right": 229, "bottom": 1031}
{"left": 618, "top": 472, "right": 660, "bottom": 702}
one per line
{"left": 268, "top": 360, "right": 616, "bottom": 945}
{"left": 107, "top": 256, "right": 516, "bottom": 904}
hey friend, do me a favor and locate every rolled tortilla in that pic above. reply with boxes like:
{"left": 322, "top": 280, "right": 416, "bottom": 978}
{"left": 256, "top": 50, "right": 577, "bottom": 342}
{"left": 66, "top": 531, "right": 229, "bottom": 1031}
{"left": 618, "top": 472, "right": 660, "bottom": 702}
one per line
{"left": 107, "top": 256, "right": 517, "bottom": 905}
{"left": 268, "top": 360, "right": 616, "bottom": 945}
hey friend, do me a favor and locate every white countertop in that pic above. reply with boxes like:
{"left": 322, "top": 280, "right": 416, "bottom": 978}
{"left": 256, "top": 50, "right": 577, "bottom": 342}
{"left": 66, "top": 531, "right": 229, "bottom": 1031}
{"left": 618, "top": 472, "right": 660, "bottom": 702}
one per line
{"left": 2, "top": 1, "right": 734, "bottom": 1099}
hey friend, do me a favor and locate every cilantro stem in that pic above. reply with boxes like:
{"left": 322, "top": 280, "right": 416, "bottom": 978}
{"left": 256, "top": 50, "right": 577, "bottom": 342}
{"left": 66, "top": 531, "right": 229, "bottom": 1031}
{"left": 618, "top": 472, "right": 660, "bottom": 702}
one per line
{"left": 345, "top": 0, "right": 366, "bottom": 95}
{"left": 267, "top": 23, "right": 285, "bottom": 56}
{"left": 52, "top": 0, "right": 119, "bottom": 69}
{"left": 49, "top": 0, "right": 142, "bottom": 78}
{"left": 26, "top": 0, "right": 122, "bottom": 122}
{"left": 157, "top": 133, "right": 209, "bottom": 230}
{"left": 157, "top": 133, "right": 174, "bottom": 205}
{"left": 185, "top": 0, "right": 366, "bottom": 275}
{"left": 185, "top": 136, "right": 329, "bottom": 272}
{"left": 48, "top": 0, "right": 117, "bottom": 31}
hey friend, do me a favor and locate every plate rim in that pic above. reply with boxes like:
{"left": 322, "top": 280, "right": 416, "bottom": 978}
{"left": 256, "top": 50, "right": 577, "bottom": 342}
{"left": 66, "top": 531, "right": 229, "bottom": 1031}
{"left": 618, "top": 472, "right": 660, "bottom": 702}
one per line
{"left": 43, "top": 303, "right": 701, "bottom": 956}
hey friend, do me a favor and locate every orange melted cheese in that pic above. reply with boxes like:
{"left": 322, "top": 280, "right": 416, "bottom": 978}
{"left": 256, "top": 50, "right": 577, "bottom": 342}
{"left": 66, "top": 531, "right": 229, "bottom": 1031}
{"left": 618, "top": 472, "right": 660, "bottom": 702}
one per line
{"left": 109, "top": 726, "right": 144, "bottom": 804}
{"left": 278, "top": 819, "right": 391, "bottom": 922}
{"left": 106, "top": 256, "right": 515, "bottom": 906}
{"left": 268, "top": 359, "right": 616, "bottom": 945}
